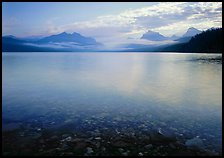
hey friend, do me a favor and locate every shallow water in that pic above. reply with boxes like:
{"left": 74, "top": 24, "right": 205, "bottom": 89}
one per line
{"left": 2, "top": 52, "right": 222, "bottom": 155}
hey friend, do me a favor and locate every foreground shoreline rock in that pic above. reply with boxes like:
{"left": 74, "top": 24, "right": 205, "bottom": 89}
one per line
{"left": 2, "top": 126, "right": 221, "bottom": 156}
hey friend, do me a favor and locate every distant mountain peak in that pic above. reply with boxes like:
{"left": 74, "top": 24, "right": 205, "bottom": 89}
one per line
{"left": 58, "top": 32, "right": 69, "bottom": 36}
{"left": 4, "top": 35, "right": 17, "bottom": 38}
{"left": 188, "top": 27, "right": 197, "bottom": 30}
{"left": 36, "top": 31, "right": 101, "bottom": 46}
{"left": 72, "top": 32, "right": 81, "bottom": 35}
{"left": 141, "top": 30, "right": 168, "bottom": 41}
{"left": 183, "top": 27, "right": 202, "bottom": 37}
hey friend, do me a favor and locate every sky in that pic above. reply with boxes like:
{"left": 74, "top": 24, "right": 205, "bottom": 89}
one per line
{"left": 2, "top": 2, "right": 222, "bottom": 49}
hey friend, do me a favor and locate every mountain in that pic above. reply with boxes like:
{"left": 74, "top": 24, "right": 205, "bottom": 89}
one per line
{"left": 174, "top": 36, "right": 192, "bottom": 43}
{"left": 141, "top": 27, "right": 201, "bottom": 42}
{"left": 169, "top": 35, "right": 179, "bottom": 40}
{"left": 2, "top": 35, "right": 25, "bottom": 44}
{"left": 2, "top": 32, "right": 102, "bottom": 52}
{"left": 37, "top": 32, "right": 101, "bottom": 46}
{"left": 174, "top": 27, "right": 202, "bottom": 43}
{"left": 182, "top": 27, "right": 202, "bottom": 37}
{"left": 156, "top": 28, "right": 222, "bottom": 53}
{"left": 2, "top": 36, "right": 67, "bottom": 52}
{"left": 141, "top": 30, "right": 168, "bottom": 41}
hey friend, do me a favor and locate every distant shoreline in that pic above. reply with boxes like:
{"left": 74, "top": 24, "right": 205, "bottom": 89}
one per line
{"left": 2, "top": 52, "right": 223, "bottom": 54}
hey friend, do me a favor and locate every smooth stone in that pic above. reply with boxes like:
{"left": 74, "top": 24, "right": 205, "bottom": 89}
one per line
{"left": 61, "top": 136, "right": 72, "bottom": 142}
{"left": 138, "top": 152, "right": 144, "bottom": 156}
{"left": 118, "top": 148, "right": 124, "bottom": 152}
{"left": 71, "top": 138, "right": 84, "bottom": 143}
{"left": 96, "top": 142, "right": 100, "bottom": 148}
{"left": 145, "top": 144, "right": 153, "bottom": 149}
{"left": 121, "top": 152, "right": 129, "bottom": 156}
{"left": 86, "top": 147, "right": 94, "bottom": 154}
{"left": 101, "top": 147, "right": 106, "bottom": 152}
{"left": 95, "top": 137, "right": 101, "bottom": 140}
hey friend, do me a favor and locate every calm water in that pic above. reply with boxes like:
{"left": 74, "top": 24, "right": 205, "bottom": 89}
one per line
{"left": 2, "top": 52, "right": 222, "bottom": 154}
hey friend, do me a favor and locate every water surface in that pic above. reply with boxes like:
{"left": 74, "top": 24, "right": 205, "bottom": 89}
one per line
{"left": 2, "top": 52, "right": 222, "bottom": 155}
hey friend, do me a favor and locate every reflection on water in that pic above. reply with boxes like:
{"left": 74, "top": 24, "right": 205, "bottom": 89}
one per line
{"left": 2, "top": 52, "right": 222, "bottom": 155}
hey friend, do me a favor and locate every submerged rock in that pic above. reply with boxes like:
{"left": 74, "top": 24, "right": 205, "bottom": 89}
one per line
{"left": 150, "top": 129, "right": 176, "bottom": 144}
{"left": 138, "top": 152, "right": 144, "bottom": 156}
{"left": 121, "top": 151, "right": 129, "bottom": 156}
{"left": 185, "top": 137, "right": 204, "bottom": 149}
{"left": 61, "top": 136, "right": 72, "bottom": 142}
{"left": 144, "top": 144, "right": 153, "bottom": 149}
{"left": 95, "top": 137, "right": 101, "bottom": 140}
{"left": 85, "top": 147, "right": 94, "bottom": 155}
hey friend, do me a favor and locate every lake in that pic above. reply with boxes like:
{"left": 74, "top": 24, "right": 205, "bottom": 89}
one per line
{"left": 2, "top": 52, "right": 222, "bottom": 156}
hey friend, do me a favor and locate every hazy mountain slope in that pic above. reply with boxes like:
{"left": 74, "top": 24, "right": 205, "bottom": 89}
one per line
{"left": 157, "top": 28, "right": 222, "bottom": 53}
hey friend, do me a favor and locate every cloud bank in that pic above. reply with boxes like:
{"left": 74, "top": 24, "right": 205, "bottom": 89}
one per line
{"left": 3, "top": 2, "right": 222, "bottom": 49}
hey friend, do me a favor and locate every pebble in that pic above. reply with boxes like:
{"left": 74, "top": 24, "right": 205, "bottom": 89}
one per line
{"left": 145, "top": 144, "right": 153, "bottom": 149}
{"left": 138, "top": 152, "right": 144, "bottom": 156}
{"left": 121, "top": 152, "right": 129, "bottom": 156}
{"left": 96, "top": 142, "right": 100, "bottom": 148}
{"left": 61, "top": 136, "right": 72, "bottom": 142}
{"left": 101, "top": 147, "right": 106, "bottom": 152}
{"left": 157, "top": 128, "right": 163, "bottom": 135}
{"left": 118, "top": 148, "right": 124, "bottom": 152}
{"left": 95, "top": 137, "right": 101, "bottom": 140}
{"left": 86, "top": 147, "right": 94, "bottom": 154}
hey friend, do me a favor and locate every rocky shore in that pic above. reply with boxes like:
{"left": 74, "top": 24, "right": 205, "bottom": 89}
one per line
{"left": 2, "top": 116, "right": 221, "bottom": 156}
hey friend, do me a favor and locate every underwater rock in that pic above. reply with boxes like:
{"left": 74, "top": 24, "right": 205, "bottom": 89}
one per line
{"left": 121, "top": 151, "right": 129, "bottom": 156}
{"left": 185, "top": 137, "right": 204, "bottom": 149}
{"left": 61, "top": 136, "right": 72, "bottom": 142}
{"left": 95, "top": 137, "right": 101, "bottom": 140}
{"left": 144, "top": 144, "right": 153, "bottom": 149}
{"left": 150, "top": 129, "right": 176, "bottom": 144}
{"left": 118, "top": 148, "right": 124, "bottom": 153}
{"left": 86, "top": 147, "right": 94, "bottom": 155}
{"left": 73, "top": 140, "right": 88, "bottom": 151}
{"left": 138, "top": 152, "right": 144, "bottom": 156}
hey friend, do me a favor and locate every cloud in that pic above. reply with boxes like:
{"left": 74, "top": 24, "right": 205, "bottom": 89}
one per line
{"left": 2, "top": 17, "right": 21, "bottom": 35}
{"left": 51, "top": 2, "right": 221, "bottom": 46}
{"left": 4, "top": 2, "right": 221, "bottom": 48}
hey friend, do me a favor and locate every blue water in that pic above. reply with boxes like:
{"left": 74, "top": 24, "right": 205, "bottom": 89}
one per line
{"left": 2, "top": 52, "right": 222, "bottom": 153}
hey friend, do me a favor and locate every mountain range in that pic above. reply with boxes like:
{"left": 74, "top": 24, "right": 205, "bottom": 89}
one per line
{"left": 2, "top": 27, "right": 222, "bottom": 53}
{"left": 141, "top": 27, "right": 202, "bottom": 42}
{"left": 36, "top": 32, "right": 101, "bottom": 46}
{"left": 2, "top": 32, "right": 102, "bottom": 52}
